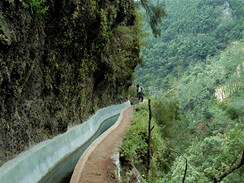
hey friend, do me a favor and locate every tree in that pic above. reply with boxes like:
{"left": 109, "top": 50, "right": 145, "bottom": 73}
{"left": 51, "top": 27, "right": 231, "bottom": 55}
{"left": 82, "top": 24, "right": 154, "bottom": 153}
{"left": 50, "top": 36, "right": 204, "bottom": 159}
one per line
{"left": 138, "top": 0, "right": 166, "bottom": 37}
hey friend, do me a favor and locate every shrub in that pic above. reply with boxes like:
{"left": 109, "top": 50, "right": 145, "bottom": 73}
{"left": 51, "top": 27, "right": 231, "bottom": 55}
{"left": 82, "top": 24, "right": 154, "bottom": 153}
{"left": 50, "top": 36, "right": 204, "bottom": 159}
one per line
{"left": 23, "top": 0, "right": 48, "bottom": 17}
{"left": 153, "top": 99, "right": 181, "bottom": 139}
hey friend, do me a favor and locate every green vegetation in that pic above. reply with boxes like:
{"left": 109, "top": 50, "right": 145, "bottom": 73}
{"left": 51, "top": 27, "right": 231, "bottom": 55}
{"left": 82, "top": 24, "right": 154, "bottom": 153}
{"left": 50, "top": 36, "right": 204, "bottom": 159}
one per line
{"left": 0, "top": 0, "right": 142, "bottom": 165}
{"left": 137, "top": 0, "right": 166, "bottom": 37}
{"left": 121, "top": 0, "right": 243, "bottom": 182}
{"left": 120, "top": 99, "right": 182, "bottom": 182}
{"left": 120, "top": 103, "right": 168, "bottom": 182}
{"left": 153, "top": 100, "right": 181, "bottom": 140}
{"left": 166, "top": 41, "right": 244, "bottom": 183}
{"left": 135, "top": 0, "right": 244, "bottom": 93}
{"left": 122, "top": 41, "right": 244, "bottom": 181}
{"left": 23, "top": 0, "right": 48, "bottom": 16}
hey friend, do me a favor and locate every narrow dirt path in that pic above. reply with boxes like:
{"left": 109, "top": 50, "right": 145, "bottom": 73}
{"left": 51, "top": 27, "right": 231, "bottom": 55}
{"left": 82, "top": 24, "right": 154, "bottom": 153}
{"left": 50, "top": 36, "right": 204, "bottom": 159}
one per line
{"left": 70, "top": 106, "right": 133, "bottom": 183}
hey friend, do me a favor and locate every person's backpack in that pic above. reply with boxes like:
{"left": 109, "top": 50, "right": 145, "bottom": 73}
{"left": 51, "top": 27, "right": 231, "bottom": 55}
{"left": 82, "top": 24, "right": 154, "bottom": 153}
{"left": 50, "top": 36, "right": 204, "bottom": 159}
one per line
{"left": 138, "top": 86, "right": 143, "bottom": 94}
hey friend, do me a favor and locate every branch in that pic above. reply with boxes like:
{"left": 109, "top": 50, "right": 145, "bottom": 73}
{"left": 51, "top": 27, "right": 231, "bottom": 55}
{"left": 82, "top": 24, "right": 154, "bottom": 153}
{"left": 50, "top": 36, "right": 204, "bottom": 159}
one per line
{"left": 214, "top": 150, "right": 244, "bottom": 183}
{"left": 138, "top": 0, "right": 166, "bottom": 37}
{"left": 182, "top": 156, "right": 188, "bottom": 183}
{"left": 140, "top": 0, "right": 153, "bottom": 17}
{"left": 168, "top": 148, "right": 188, "bottom": 183}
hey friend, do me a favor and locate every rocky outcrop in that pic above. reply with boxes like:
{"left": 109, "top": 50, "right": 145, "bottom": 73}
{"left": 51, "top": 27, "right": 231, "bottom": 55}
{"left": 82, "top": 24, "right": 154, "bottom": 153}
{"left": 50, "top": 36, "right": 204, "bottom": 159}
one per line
{"left": 0, "top": 0, "right": 140, "bottom": 165}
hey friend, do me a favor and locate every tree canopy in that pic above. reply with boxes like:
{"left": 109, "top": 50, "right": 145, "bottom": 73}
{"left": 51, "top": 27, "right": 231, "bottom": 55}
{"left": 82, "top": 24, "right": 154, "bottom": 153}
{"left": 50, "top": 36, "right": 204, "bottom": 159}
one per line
{"left": 135, "top": 0, "right": 244, "bottom": 93}
{"left": 124, "top": 0, "right": 244, "bottom": 182}
{"left": 138, "top": 0, "right": 166, "bottom": 37}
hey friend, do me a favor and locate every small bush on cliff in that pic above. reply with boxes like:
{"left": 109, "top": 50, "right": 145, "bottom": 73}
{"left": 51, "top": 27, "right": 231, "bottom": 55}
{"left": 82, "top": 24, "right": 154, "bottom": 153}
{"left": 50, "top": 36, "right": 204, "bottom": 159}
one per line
{"left": 23, "top": 0, "right": 48, "bottom": 16}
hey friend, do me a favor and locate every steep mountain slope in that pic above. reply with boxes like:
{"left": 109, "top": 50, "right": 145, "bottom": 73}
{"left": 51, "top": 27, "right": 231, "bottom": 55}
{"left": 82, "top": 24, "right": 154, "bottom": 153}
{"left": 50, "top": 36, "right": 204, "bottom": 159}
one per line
{"left": 119, "top": 0, "right": 244, "bottom": 182}
{"left": 135, "top": 0, "right": 244, "bottom": 94}
{"left": 168, "top": 41, "right": 244, "bottom": 183}
{"left": 0, "top": 0, "right": 140, "bottom": 165}
{"left": 120, "top": 41, "right": 244, "bottom": 183}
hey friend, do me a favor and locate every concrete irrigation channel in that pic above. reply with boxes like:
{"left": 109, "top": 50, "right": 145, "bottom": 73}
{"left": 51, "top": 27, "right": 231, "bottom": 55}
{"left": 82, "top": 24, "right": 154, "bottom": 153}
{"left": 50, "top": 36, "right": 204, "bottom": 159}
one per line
{"left": 0, "top": 101, "right": 131, "bottom": 183}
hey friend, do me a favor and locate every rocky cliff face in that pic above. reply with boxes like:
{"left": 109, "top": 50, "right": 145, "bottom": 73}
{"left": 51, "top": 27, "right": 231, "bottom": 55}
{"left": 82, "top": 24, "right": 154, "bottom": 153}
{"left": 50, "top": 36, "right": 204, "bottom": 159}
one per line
{"left": 0, "top": 0, "right": 140, "bottom": 165}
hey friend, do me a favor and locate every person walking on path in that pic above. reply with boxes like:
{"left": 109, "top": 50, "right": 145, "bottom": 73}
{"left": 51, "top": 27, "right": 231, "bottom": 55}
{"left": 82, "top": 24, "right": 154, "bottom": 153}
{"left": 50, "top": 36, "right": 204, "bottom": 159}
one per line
{"left": 137, "top": 84, "right": 144, "bottom": 102}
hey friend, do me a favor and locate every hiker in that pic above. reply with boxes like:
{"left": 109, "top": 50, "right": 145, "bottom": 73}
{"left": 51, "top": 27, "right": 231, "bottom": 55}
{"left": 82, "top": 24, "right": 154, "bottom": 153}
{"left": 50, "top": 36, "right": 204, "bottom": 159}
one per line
{"left": 137, "top": 84, "right": 144, "bottom": 102}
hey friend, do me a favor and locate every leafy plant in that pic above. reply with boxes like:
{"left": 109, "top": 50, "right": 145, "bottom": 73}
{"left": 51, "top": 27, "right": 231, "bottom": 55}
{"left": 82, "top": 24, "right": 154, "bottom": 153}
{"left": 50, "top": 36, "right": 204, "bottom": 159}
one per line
{"left": 23, "top": 0, "right": 48, "bottom": 17}
{"left": 138, "top": 0, "right": 166, "bottom": 37}
{"left": 121, "top": 101, "right": 178, "bottom": 181}
{"left": 153, "top": 99, "right": 181, "bottom": 139}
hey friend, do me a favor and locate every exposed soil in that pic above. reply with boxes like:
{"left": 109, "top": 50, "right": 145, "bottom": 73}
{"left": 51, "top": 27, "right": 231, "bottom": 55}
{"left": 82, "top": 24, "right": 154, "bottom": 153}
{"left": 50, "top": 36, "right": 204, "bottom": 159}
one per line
{"left": 70, "top": 106, "right": 134, "bottom": 183}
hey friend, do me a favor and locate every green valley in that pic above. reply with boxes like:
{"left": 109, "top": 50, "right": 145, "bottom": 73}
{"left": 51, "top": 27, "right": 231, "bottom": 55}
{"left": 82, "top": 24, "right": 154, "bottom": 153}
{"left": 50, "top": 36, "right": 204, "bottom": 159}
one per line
{"left": 121, "top": 0, "right": 244, "bottom": 182}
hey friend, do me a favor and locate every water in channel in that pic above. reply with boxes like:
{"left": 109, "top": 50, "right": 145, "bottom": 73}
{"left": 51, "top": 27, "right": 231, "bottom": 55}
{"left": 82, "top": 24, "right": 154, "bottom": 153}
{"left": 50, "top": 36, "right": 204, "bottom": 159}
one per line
{"left": 38, "top": 114, "right": 119, "bottom": 183}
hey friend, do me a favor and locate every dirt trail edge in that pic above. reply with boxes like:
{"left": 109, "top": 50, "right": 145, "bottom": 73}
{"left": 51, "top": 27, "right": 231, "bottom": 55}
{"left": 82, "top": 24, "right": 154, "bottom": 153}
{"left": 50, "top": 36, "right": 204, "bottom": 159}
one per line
{"left": 70, "top": 106, "right": 133, "bottom": 183}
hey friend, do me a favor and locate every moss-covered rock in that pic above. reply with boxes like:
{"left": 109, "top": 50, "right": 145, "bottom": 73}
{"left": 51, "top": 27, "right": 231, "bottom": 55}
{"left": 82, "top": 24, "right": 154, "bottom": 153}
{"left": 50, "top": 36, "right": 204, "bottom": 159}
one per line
{"left": 0, "top": 0, "right": 140, "bottom": 165}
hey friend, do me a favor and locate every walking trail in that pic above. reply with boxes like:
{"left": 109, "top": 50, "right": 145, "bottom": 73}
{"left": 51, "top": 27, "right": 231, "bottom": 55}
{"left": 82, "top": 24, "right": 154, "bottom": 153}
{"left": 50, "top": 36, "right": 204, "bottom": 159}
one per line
{"left": 70, "top": 106, "right": 134, "bottom": 183}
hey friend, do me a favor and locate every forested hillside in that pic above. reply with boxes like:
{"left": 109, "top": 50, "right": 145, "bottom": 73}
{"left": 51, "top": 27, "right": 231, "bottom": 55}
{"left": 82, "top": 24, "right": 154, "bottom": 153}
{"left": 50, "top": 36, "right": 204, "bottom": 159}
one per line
{"left": 136, "top": 0, "right": 244, "bottom": 93}
{"left": 168, "top": 41, "right": 244, "bottom": 182}
{"left": 121, "top": 0, "right": 243, "bottom": 182}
